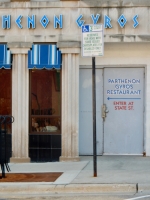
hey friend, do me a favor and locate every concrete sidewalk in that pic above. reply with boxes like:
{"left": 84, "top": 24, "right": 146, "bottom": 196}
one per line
{"left": 73, "top": 156, "right": 150, "bottom": 184}
{"left": 0, "top": 156, "right": 150, "bottom": 195}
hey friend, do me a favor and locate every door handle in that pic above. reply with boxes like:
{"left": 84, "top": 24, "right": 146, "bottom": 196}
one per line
{"left": 101, "top": 104, "right": 109, "bottom": 120}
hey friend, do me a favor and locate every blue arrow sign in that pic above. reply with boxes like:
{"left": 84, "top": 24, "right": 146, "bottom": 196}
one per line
{"left": 107, "top": 97, "right": 141, "bottom": 100}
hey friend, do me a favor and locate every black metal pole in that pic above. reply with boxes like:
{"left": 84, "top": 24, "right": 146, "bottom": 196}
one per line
{"left": 92, "top": 57, "right": 97, "bottom": 177}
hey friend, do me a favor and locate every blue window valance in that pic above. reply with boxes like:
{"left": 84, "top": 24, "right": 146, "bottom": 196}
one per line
{"left": 0, "top": 44, "right": 11, "bottom": 69}
{"left": 28, "top": 44, "right": 62, "bottom": 70}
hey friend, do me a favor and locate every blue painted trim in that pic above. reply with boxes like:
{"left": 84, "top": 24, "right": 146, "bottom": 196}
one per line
{"left": 0, "top": 65, "right": 11, "bottom": 69}
{"left": 28, "top": 44, "right": 62, "bottom": 69}
{"left": 0, "top": 44, "right": 11, "bottom": 69}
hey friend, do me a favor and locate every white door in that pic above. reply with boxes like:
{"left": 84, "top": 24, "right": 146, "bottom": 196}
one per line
{"left": 79, "top": 68, "right": 103, "bottom": 155}
{"left": 79, "top": 67, "right": 144, "bottom": 155}
{"left": 103, "top": 68, "right": 144, "bottom": 154}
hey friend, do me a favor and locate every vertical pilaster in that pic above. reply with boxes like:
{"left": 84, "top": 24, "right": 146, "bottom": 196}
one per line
{"left": 8, "top": 43, "right": 31, "bottom": 163}
{"left": 58, "top": 45, "right": 80, "bottom": 161}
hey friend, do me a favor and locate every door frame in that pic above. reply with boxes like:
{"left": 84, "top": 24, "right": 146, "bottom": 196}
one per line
{"left": 79, "top": 65, "right": 146, "bottom": 155}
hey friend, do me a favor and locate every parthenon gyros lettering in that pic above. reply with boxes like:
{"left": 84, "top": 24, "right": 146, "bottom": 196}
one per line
{"left": 108, "top": 79, "right": 140, "bottom": 84}
{"left": 107, "top": 90, "right": 141, "bottom": 95}
{"left": 2, "top": 14, "right": 139, "bottom": 29}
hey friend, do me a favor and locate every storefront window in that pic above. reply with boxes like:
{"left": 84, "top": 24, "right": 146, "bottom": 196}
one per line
{"left": 0, "top": 69, "right": 12, "bottom": 133}
{"left": 30, "top": 70, "right": 61, "bottom": 134}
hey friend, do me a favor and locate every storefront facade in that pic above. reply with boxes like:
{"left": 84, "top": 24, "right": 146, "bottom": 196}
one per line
{"left": 0, "top": 0, "right": 150, "bottom": 162}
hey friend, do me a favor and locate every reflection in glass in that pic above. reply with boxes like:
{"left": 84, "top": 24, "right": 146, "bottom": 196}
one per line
{"left": 31, "top": 117, "right": 60, "bottom": 133}
{"left": 30, "top": 70, "right": 61, "bottom": 134}
{"left": 0, "top": 69, "right": 12, "bottom": 133}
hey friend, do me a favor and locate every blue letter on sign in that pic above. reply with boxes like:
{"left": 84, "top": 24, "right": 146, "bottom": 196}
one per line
{"left": 104, "top": 15, "right": 112, "bottom": 28}
{"left": 16, "top": 15, "right": 23, "bottom": 29}
{"left": 133, "top": 15, "right": 139, "bottom": 28}
{"left": 27, "top": 15, "right": 35, "bottom": 29}
{"left": 54, "top": 15, "right": 63, "bottom": 29}
{"left": 91, "top": 14, "right": 100, "bottom": 24}
{"left": 2, "top": 15, "right": 11, "bottom": 29}
{"left": 76, "top": 15, "right": 85, "bottom": 28}
{"left": 117, "top": 14, "right": 127, "bottom": 28}
{"left": 40, "top": 15, "right": 49, "bottom": 28}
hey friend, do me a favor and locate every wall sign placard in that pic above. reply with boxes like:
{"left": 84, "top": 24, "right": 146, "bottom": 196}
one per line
{"left": 81, "top": 24, "right": 104, "bottom": 57}
{"left": 106, "top": 78, "right": 141, "bottom": 111}
{"left": 1, "top": 14, "right": 139, "bottom": 29}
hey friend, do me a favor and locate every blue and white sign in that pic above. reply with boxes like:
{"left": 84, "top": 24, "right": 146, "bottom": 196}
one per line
{"left": 81, "top": 24, "right": 104, "bottom": 57}
{"left": 1, "top": 14, "right": 139, "bottom": 30}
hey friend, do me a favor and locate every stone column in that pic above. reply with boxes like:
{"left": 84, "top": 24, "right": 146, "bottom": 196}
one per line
{"left": 58, "top": 42, "right": 80, "bottom": 161}
{"left": 8, "top": 42, "right": 32, "bottom": 163}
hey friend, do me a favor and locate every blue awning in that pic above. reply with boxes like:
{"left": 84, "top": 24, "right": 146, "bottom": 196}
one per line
{"left": 28, "top": 44, "right": 62, "bottom": 69}
{"left": 0, "top": 44, "right": 11, "bottom": 69}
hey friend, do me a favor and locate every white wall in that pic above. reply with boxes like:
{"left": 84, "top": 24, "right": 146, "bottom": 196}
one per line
{"left": 0, "top": 2, "right": 150, "bottom": 43}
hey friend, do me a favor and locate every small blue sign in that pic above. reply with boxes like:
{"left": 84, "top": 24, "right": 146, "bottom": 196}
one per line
{"left": 82, "top": 25, "right": 89, "bottom": 32}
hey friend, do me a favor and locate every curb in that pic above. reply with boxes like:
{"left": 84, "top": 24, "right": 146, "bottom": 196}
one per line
{"left": 0, "top": 184, "right": 136, "bottom": 194}
{"left": 138, "top": 184, "right": 150, "bottom": 192}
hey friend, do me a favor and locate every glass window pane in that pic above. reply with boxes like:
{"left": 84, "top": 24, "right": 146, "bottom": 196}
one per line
{"left": 30, "top": 70, "right": 61, "bottom": 134}
{"left": 0, "top": 69, "right": 12, "bottom": 133}
{"left": 31, "top": 117, "right": 60, "bottom": 133}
